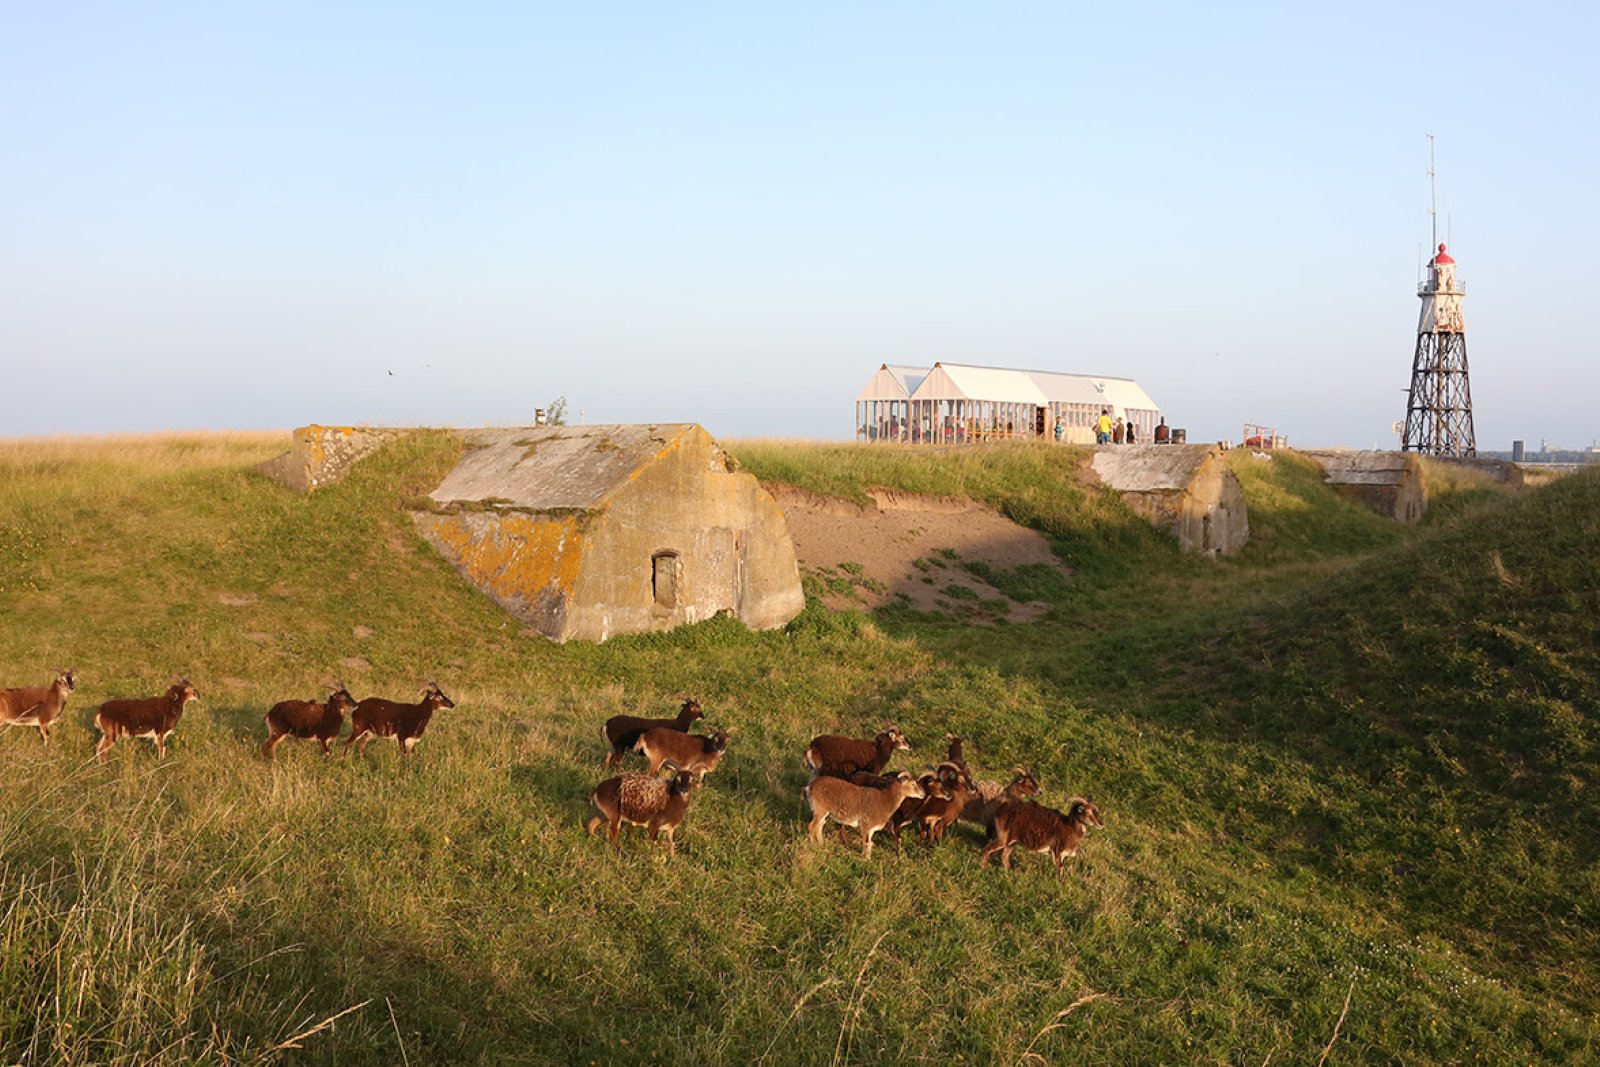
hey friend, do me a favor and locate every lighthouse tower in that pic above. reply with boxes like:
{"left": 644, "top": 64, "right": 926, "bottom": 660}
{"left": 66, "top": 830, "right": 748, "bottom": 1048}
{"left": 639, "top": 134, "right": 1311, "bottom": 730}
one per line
{"left": 1401, "top": 241, "right": 1476, "bottom": 456}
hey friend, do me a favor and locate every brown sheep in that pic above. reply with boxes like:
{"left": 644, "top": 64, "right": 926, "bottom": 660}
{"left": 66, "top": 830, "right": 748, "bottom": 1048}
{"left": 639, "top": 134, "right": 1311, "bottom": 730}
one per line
{"left": 802, "top": 727, "right": 910, "bottom": 777}
{"left": 0, "top": 667, "right": 76, "bottom": 745}
{"left": 262, "top": 683, "right": 358, "bottom": 758}
{"left": 961, "top": 768, "right": 1042, "bottom": 829}
{"left": 602, "top": 698, "right": 702, "bottom": 770}
{"left": 95, "top": 678, "right": 199, "bottom": 759}
{"left": 588, "top": 762, "right": 700, "bottom": 856}
{"left": 917, "top": 766, "right": 982, "bottom": 845}
{"left": 804, "top": 770, "right": 926, "bottom": 857}
{"left": 344, "top": 682, "right": 455, "bottom": 760}
{"left": 634, "top": 727, "right": 731, "bottom": 780}
{"left": 981, "top": 797, "right": 1105, "bottom": 876}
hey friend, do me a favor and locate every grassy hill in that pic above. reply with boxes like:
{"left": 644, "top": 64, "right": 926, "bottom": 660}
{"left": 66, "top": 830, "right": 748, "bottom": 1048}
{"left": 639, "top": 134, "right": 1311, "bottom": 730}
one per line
{"left": 0, "top": 434, "right": 1595, "bottom": 1065}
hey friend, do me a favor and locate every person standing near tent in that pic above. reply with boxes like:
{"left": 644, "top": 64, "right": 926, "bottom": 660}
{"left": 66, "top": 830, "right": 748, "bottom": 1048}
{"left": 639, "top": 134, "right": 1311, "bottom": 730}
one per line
{"left": 1125, "top": 418, "right": 1137, "bottom": 445}
{"left": 1112, "top": 417, "right": 1124, "bottom": 445}
{"left": 1095, "top": 408, "right": 1113, "bottom": 445}
{"left": 1053, "top": 415, "right": 1065, "bottom": 441}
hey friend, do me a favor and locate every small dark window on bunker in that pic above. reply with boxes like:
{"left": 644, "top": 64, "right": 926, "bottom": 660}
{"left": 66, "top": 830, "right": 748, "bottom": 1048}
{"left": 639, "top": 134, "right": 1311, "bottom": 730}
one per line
{"left": 652, "top": 552, "right": 679, "bottom": 609}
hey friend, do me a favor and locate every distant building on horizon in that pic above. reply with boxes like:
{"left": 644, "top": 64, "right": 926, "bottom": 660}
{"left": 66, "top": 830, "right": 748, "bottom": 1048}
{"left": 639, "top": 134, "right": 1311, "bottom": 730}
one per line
{"left": 854, "top": 361, "right": 1160, "bottom": 445}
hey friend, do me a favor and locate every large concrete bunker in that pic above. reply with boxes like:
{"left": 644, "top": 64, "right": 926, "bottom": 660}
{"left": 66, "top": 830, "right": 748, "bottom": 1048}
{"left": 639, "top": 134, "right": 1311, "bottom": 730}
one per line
{"left": 1090, "top": 445, "right": 1250, "bottom": 556}
{"left": 415, "top": 424, "right": 805, "bottom": 643}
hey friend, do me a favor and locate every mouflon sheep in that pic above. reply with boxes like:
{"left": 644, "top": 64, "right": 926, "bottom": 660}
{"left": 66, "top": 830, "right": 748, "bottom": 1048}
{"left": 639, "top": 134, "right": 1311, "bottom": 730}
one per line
{"left": 634, "top": 726, "right": 731, "bottom": 780}
{"left": 802, "top": 727, "right": 910, "bottom": 777}
{"left": 95, "top": 678, "right": 199, "bottom": 759}
{"left": 0, "top": 668, "right": 76, "bottom": 745}
{"left": 262, "top": 683, "right": 358, "bottom": 758}
{"left": 981, "top": 797, "right": 1104, "bottom": 876}
{"left": 804, "top": 770, "right": 926, "bottom": 858}
{"left": 588, "top": 762, "right": 700, "bottom": 856}
{"left": 602, "top": 698, "right": 702, "bottom": 770}
{"left": 961, "top": 768, "right": 1042, "bottom": 829}
{"left": 344, "top": 682, "right": 455, "bottom": 759}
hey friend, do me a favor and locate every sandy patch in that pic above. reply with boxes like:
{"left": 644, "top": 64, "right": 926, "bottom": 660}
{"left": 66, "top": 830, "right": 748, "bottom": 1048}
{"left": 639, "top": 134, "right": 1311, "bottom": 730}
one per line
{"left": 769, "top": 486, "right": 1070, "bottom": 622}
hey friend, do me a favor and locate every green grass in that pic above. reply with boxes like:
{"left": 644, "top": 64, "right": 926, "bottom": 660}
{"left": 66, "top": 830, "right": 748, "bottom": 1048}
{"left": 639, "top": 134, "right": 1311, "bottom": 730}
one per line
{"left": 0, "top": 435, "right": 1595, "bottom": 1064}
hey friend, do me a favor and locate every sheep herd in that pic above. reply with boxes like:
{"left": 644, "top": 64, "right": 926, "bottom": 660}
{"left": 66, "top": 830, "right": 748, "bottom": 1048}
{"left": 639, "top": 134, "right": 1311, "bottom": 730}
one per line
{"left": 1, "top": 669, "right": 1103, "bottom": 876}
{"left": 593, "top": 701, "right": 1105, "bottom": 876}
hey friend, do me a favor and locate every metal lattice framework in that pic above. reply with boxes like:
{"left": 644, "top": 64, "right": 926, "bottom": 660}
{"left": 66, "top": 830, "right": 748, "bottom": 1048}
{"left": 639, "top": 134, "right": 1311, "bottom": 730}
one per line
{"left": 1402, "top": 330, "right": 1475, "bottom": 456}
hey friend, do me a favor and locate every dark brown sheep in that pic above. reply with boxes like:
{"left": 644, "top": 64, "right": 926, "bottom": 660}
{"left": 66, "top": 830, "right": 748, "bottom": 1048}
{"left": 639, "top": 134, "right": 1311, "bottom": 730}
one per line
{"left": 802, "top": 727, "right": 910, "bottom": 777}
{"left": 980, "top": 797, "right": 1105, "bottom": 876}
{"left": 601, "top": 698, "right": 702, "bottom": 770}
{"left": 588, "top": 763, "right": 700, "bottom": 856}
{"left": 0, "top": 667, "right": 76, "bottom": 745}
{"left": 344, "top": 682, "right": 455, "bottom": 760}
{"left": 95, "top": 678, "right": 199, "bottom": 759}
{"left": 262, "top": 683, "right": 358, "bottom": 758}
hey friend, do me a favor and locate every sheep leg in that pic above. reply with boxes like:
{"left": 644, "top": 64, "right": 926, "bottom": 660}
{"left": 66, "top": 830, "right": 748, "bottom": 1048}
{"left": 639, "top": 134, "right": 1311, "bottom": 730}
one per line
{"left": 979, "top": 838, "right": 1003, "bottom": 867}
{"left": 155, "top": 733, "right": 168, "bottom": 759}
{"left": 861, "top": 825, "right": 877, "bottom": 859}
{"left": 807, "top": 812, "right": 828, "bottom": 845}
{"left": 607, "top": 818, "right": 622, "bottom": 850}
{"left": 36, "top": 722, "right": 50, "bottom": 745}
{"left": 262, "top": 732, "right": 283, "bottom": 759}
{"left": 586, "top": 814, "right": 604, "bottom": 837}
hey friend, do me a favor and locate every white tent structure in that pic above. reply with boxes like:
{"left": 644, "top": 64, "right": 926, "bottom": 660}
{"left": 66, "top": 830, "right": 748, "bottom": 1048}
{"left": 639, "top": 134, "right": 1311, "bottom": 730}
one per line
{"left": 895, "top": 362, "right": 1163, "bottom": 445}
{"left": 854, "top": 364, "right": 929, "bottom": 442}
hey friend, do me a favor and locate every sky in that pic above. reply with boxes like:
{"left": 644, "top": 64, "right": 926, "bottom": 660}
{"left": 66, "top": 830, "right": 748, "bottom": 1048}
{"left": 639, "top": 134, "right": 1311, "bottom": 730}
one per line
{"left": 4, "top": 2, "right": 1597, "bottom": 449}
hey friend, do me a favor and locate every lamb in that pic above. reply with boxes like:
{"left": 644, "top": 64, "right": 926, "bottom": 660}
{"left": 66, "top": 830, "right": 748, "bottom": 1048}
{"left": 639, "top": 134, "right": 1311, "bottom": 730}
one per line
{"left": 588, "top": 762, "right": 700, "bottom": 856}
{"left": 980, "top": 797, "right": 1105, "bottom": 876}
{"left": 804, "top": 770, "right": 926, "bottom": 857}
{"left": 262, "top": 683, "right": 358, "bottom": 758}
{"left": 94, "top": 678, "right": 199, "bottom": 759}
{"left": 802, "top": 727, "right": 910, "bottom": 777}
{"left": 344, "top": 682, "right": 455, "bottom": 760}
{"left": 0, "top": 668, "right": 76, "bottom": 745}
{"left": 634, "top": 726, "right": 731, "bottom": 780}
{"left": 961, "top": 767, "right": 1042, "bottom": 829}
{"left": 601, "top": 698, "right": 702, "bottom": 770}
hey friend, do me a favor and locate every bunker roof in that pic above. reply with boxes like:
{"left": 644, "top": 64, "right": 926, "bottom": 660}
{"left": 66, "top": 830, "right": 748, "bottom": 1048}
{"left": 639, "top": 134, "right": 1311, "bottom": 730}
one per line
{"left": 430, "top": 424, "right": 700, "bottom": 510}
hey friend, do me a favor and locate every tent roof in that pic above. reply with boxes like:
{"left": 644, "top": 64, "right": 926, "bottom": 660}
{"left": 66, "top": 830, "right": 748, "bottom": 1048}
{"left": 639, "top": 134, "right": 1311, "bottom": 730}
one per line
{"left": 855, "top": 363, "right": 928, "bottom": 401}
{"left": 1025, "top": 370, "right": 1110, "bottom": 406}
{"left": 910, "top": 363, "right": 1049, "bottom": 404}
{"left": 1091, "top": 376, "right": 1159, "bottom": 412}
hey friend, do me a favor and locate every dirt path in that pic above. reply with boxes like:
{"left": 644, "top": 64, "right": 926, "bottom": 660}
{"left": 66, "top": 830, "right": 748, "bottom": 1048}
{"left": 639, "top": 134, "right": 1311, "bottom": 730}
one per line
{"left": 768, "top": 486, "right": 1070, "bottom": 622}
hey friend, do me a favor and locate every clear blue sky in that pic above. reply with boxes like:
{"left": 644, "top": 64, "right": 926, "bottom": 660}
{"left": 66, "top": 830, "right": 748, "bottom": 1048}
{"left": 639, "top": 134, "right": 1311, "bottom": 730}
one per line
{"left": 4, "top": 2, "right": 1596, "bottom": 448}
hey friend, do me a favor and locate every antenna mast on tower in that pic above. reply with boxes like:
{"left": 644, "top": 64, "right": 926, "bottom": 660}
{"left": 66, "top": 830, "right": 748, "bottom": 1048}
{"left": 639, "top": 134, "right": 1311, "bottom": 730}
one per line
{"left": 1401, "top": 136, "right": 1476, "bottom": 456}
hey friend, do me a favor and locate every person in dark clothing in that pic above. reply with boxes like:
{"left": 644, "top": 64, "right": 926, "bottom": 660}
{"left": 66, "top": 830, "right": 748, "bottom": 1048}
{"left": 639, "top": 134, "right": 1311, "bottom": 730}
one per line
{"left": 1112, "top": 418, "right": 1124, "bottom": 445}
{"left": 1125, "top": 419, "right": 1138, "bottom": 444}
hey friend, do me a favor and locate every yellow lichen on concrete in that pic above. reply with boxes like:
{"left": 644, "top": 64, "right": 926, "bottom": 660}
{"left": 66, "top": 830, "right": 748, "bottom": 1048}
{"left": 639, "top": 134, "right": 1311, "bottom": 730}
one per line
{"left": 424, "top": 512, "right": 585, "bottom": 603}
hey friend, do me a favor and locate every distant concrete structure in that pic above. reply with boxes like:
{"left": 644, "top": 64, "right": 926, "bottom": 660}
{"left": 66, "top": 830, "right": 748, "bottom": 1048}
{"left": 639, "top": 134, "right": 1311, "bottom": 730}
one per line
{"left": 1090, "top": 445, "right": 1249, "bottom": 556}
{"left": 258, "top": 425, "right": 402, "bottom": 492}
{"left": 1300, "top": 450, "right": 1428, "bottom": 524}
{"left": 415, "top": 424, "right": 805, "bottom": 643}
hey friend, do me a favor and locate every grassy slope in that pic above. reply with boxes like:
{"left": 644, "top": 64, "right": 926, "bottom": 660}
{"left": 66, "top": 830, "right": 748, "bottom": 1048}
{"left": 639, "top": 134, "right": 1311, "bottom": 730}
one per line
{"left": 0, "top": 436, "right": 1594, "bottom": 1065}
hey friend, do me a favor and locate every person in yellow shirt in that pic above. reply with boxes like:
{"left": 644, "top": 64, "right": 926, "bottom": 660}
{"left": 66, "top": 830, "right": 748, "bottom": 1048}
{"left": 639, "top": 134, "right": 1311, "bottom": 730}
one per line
{"left": 1095, "top": 408, "right": 1113, "bottom": 445}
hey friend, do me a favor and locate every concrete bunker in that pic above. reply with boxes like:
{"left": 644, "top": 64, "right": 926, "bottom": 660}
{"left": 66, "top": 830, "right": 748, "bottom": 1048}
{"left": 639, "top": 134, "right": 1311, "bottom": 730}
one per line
{"left": 1299, "top": 450, "right": 1428, "bottom": 524}
{"left": 1089, "top": 444, "right": 1249, "bottom": 556}
{"left": 414, "top": 424, "right": 805, "bottom": 643}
